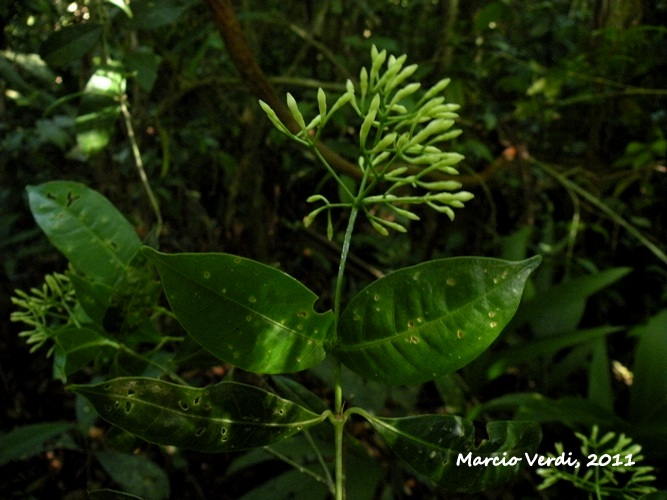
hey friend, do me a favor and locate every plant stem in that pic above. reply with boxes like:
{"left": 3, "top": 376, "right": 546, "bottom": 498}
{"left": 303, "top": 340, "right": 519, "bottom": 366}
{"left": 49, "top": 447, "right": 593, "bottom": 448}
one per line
{"left": 120, "top": 96, "right": 163, "bottom": 242}
{"left": 330, "top": 205, "right": 360, "bottom": 500}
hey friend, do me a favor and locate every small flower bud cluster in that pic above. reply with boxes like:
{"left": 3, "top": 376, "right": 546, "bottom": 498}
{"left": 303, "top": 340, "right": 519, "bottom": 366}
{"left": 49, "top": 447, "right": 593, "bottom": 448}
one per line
{"left": 258, "top": 45, "right": 473, "bottom": 237}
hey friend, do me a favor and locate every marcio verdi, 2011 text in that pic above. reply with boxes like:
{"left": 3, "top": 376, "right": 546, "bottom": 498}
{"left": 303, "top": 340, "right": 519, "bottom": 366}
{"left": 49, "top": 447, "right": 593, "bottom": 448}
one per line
{"left": 456, "top": 452, "right": 637, "bottom": 469}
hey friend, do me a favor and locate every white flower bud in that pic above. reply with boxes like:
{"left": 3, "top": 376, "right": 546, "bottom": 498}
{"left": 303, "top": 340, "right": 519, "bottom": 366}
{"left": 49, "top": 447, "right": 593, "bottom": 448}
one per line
{"left": 258, "top": 100, "right": 290, "bottom": 135}
{"left": 286, "top": 93, "right": 306, "bottom": 130}
{"left": 420, "top": 78, "right": 451, "bottom": 102}
{"left": 317, "top": 88, "right": 327, "bottom": 119}
{"left": 360, "top": 94, "right": 381, "bottom": 148}
{"left": 389, "top": 82, "right": 421, "bottom": 106}
{"left": 370, "top": 132, "right": 398, "bottom": 154}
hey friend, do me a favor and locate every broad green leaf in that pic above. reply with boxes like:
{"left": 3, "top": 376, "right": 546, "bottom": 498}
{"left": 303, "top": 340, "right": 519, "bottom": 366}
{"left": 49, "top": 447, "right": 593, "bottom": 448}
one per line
{"left": 479, "top": 393, "right": 630, "bottom": 431}
{"left": 27, "top": 181, "right": 142, "bottom": 286}
{"left": 142, "top": 248, "right": 335, "bottom": 373}
{"left": 125, "top": 47, "right": 162, "bottom": 91}
{"left": 0, "top": 422, "right": 75, "bottom": 466}
{"left": 337, "top": 256, "right": 541, "bottom": 385}
{"left": 629, "top": 309, "right": 667, "bottom": 424}
{"left": 69, "top": 272, "right": 115, "bottom": 325}
{"left": 511, "top": 267, "right": 631, "bottom": 337}
{"left": 363, "top": 413, "right": 541, "bottom": 492}
{"left": 39, "top": 24, "right": 103, "bottom": 67}
{"left": 95, "top": 450, "right": 169, "bottom": 500}
{"left": 69, "top": 377, "right": 327, "bottom": 452}
{"left": 53, "top": 326, "right": 116, "bottom": 382}
{"left": 588, "top": 337, "right": 613, "bottom": 411}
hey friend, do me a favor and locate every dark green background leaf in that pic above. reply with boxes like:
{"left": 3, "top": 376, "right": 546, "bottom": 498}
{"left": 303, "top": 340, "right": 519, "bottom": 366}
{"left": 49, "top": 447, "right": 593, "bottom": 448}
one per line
{"left": 337, "top": 256, "right": 541, "bottom": 385}
{"left": 95, "top": 449, "right": 169, "bottom": 500}
{"left": 142, "top": 248, "right": 335, "bottom": 373}
{"left": 511, "top": 267, "right": 631, "bottom": 337}
{"left": 0, "top": 422, "right": 75, "bottom": 466}
{"left": 40, "top": 24, "right": 103, "bottom": 67}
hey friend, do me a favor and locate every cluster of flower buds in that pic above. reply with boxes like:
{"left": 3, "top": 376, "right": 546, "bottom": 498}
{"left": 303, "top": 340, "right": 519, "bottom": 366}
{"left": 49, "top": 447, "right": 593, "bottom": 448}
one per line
{"left": 259, "top": 45, "right": 473, "bottom": 237}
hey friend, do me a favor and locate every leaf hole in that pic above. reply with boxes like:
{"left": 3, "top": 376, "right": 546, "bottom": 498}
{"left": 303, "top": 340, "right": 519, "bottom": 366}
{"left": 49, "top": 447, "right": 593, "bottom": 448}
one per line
{"left": 104, "top": 405, "right": 112, "bottom": 413}
{"left": 373, "top": 294, "right": 380, "bottom": 301}
{"left": 178, "top": 400, "right": 189, "bottom": 411}
{"left": 193, "top": 397, "right": 201, "bottom": 405}
{"left": 407, "top": 320, "right": 415, "bottom": 329}
{"left": 221, "top": 427, "right": 228, "bottom": 435}
{"left": 66, "top": 191, "right": 80, "bottom": 207}
{"left": 456, "top": 329, "right": 464, "bottom": 339}
{"left": 113, "top": 400, "right": 120, "bottom": 409}
{"left": 297, "top": 310, "right": 308, "bottom": 318}
{"left": 125, "top": 402, "right": 133, "bottom": 413}
{"left": 195, "top": 427, "right": 205, "bottom": 437}
{"left": 127, "top": 389, "right": 135, "bottom": 397}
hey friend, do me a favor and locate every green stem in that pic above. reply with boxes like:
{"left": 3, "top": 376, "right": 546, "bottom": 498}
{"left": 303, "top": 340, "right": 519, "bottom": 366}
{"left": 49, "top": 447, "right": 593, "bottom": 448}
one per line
{"left": 331, "top": 205, "right": 361, "bottom": 500}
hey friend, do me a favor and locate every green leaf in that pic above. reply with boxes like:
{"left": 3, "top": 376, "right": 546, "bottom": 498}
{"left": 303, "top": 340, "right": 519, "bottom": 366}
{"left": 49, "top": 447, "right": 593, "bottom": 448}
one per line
{"left": 512, "top": 267, "right": 631, "bottom": 337}
{"left": 95, "top": 450, "right": 169, "bottom": 500}
{"left": 142, "top": 247, "right": 335, "bottom": 373}
{"left": 479, "top": 393, "right": 631, "bottom": 431}
{"left": 69, "top": 377, "right": 327, "bottom": 452}
{"left": 337, "top": 256, "right": 541, "bottom": 385}
{"left": 0, "top": 422, "right": 75, "bottom": 466}
{"left": 364, "top": 413, "right": 541, "bottom": 492}
{"left": 629, "top": 309, "right": 667, "bottom": 424}
{"left": 39, "top": 24, "right": 103, "bottom": 67}
{"left": 125, "top": 47, "right": 162, "bottom": 92}
{"left": 53, "top": 326, "right": 115, "bottom": 382}
{"left": 27, "top": 181, "right": 142, "bottom": 287}
{"left": 121, "top": 0, "right": 194, "bottom": 29}
{"left": 487, "top": 326, "right": 622, "bottom": 380}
